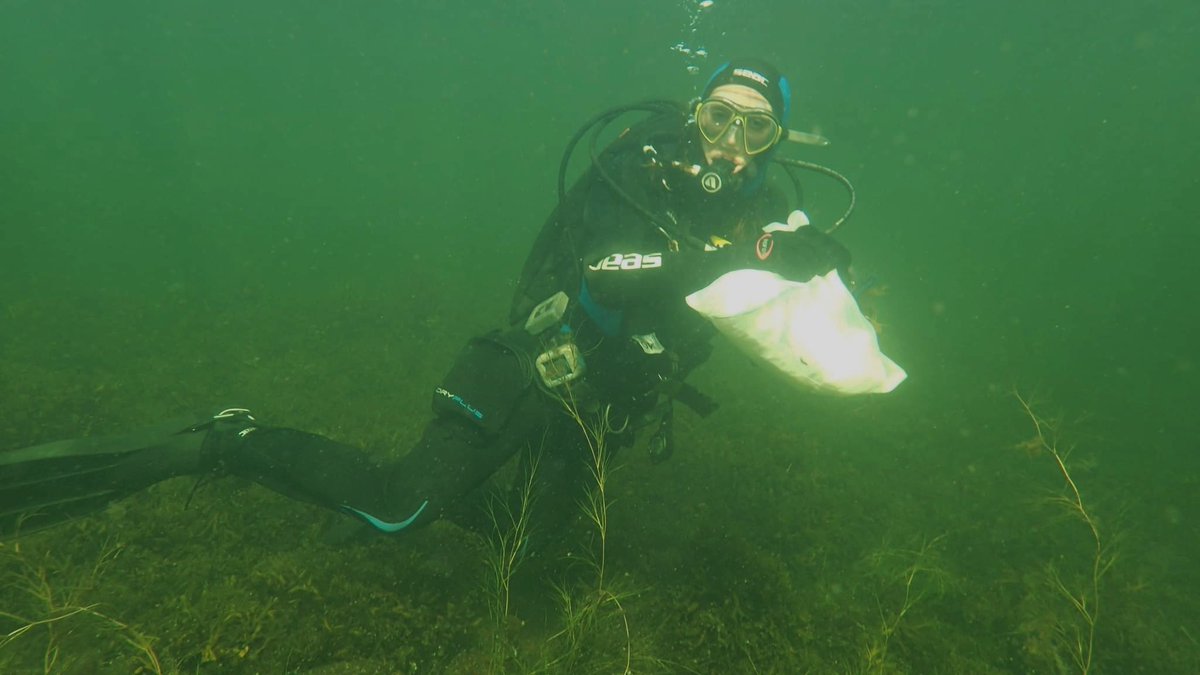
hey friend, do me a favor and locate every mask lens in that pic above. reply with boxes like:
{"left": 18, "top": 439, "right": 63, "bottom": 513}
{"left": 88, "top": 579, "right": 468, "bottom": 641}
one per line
{"left": 742, "top": 112, "right": 781, "bottom": 154}
{"left": 697, "top": 100, "right": 736, "bottom": 143}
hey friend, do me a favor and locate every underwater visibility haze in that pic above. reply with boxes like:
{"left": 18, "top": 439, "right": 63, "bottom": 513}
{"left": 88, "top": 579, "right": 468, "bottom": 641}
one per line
{"left": 1, "top": 0, "right": 1198, "bottom": 672}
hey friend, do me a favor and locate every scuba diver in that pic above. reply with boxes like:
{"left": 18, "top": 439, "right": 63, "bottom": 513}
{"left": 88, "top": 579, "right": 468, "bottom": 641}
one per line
{"left": 0, "top": 58, "right": 872, "bottom": 542}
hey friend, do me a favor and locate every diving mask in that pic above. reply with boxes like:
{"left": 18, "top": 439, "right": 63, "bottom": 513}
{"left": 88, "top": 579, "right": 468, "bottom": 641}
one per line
{"left": 695, "top": 97, "right": 783, "bottom": 156}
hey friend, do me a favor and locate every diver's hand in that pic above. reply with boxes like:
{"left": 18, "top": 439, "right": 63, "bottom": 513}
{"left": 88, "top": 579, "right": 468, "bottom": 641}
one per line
{"left": 743, "top": 226, "right": 851, "bottom": 282}
{"left": 680, "top": 220, "right": 850, "bottom": 295}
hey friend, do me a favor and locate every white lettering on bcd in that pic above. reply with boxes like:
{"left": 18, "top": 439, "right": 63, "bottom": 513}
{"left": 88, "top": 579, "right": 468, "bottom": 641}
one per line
{"left": 587, "top": 253, "right": 663, "bottom": 271}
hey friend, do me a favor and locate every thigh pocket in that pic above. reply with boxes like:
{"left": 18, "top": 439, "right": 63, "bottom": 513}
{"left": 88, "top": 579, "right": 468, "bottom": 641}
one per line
{"left": 431, "top": 333, "right": 534, "bottom": 434}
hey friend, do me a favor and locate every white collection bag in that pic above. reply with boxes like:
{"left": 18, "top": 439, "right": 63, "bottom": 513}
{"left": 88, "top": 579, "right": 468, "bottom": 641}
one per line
{"left": 685, "top": 267, "right": 906, "bottom": 394}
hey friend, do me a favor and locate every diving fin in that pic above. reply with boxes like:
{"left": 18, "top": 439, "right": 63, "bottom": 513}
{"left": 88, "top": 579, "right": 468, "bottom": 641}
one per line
{"left": 0, "top": 410, "right": 248, "bottom": 537}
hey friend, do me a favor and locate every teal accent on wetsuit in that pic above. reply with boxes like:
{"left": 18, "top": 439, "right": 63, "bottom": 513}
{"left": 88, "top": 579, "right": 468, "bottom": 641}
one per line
{"left": 578, "top": 278, "right": 624, "bottom": 337}
{"left": 342, "top": 499, "right": 429, "bottom": 533}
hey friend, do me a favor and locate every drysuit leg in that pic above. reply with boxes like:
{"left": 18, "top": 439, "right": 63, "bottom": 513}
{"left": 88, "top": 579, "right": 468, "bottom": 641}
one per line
{"left": 214, "top": 331, "right": 556, "bottom": 534}
{"left": 214, "top": 385, "right": 555, "bottom": 535}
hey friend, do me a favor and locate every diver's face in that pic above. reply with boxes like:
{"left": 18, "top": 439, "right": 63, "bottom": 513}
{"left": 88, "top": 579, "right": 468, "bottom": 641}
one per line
{"left": 699, "top": 84, "right": 776, "bottom": 175}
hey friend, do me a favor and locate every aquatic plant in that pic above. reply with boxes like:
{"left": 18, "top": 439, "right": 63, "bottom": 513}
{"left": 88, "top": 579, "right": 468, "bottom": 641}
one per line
{"left": 483, "top": 442, "right": 542, "bottom": 674}
{"left": 858, "top": 534, "right": 948, "bottom": 674}
{"left": 1016, "top": 392, "right": 1117, "bottom": 675}
{"left": 545, "top": 389, "right": 635, "bottom": 674}
{"left": 0, "top": 532, "right": 162, "bottom": 674}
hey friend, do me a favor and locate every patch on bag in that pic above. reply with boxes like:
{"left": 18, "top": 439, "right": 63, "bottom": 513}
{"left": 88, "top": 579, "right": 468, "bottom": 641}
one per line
{"left": 755, "top": 234, "right": 775, "bottom": 260}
